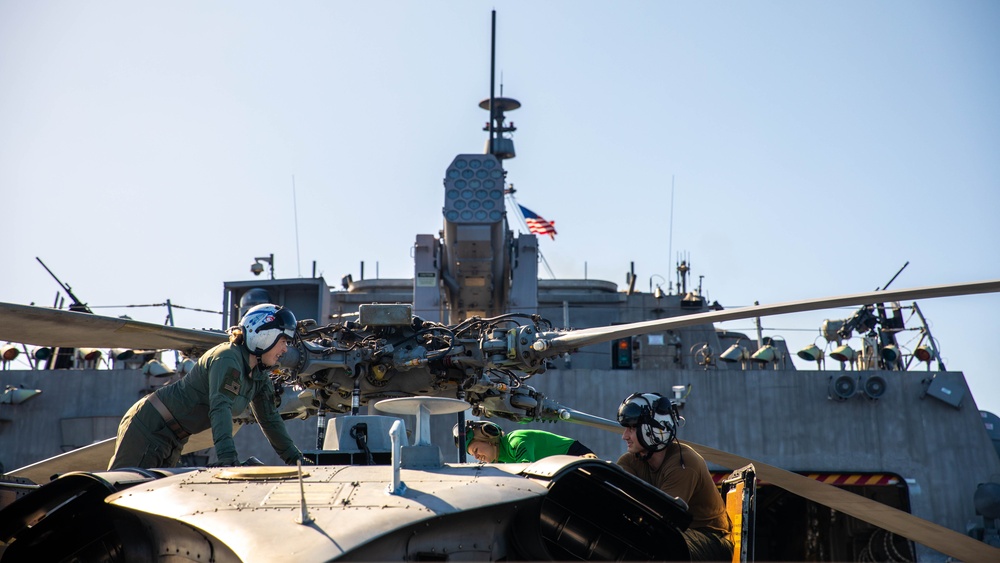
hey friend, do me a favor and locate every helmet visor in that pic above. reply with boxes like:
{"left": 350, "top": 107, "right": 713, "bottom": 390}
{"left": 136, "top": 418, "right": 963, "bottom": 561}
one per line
{"left": 260, "top": 308, "right": 297, "bottom": 338}
{"left": 617, "top": 401, "right": 644, "bottom": 427}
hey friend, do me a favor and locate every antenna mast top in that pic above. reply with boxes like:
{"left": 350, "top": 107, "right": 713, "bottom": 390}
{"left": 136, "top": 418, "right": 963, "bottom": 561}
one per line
{"left": 481, "top": 10, "right": 519, "bottom": 160}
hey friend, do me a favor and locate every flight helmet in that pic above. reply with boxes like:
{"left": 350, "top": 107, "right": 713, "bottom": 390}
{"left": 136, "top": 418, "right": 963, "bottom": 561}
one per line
{"left": 239, "top": 304, "right": 297, "bottom": 356}
{"left": 617, "top": 392, "right": 678, "bottom": 452}
{"left": 453, "top": 420, "right": 504, "bottom": 450}
{"left": 238, "top": 288, "right": 272, "bottom": 320}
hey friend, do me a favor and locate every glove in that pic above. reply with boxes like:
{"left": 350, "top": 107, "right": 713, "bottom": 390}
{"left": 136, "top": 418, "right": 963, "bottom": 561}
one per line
{"left": 285, "top": 454, "right": 314, "bottom": 466}
{"left": 208, "top": 457, "right": 238, "bottom": 467}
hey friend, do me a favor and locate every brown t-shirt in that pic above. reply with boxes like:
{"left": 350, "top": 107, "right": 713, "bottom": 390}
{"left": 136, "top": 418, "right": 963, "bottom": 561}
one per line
{"left": 617, "top": 441, "right": 732, "bottom": 537}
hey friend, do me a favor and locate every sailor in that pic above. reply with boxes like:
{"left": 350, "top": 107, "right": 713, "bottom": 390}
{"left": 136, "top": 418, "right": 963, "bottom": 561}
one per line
{"left": 108, "top": 304, "right": 305, "bottom": 469}
{"left": 454, "top": 420, "right": 597, "bottom": 463}
{"left": 616, "top": 392, "right": 733, "bottom": 561}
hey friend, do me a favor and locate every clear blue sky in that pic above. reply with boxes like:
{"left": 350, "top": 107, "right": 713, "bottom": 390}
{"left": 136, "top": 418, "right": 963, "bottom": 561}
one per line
{"left": 2, "top": 1, "right": 998, "bottom": 414}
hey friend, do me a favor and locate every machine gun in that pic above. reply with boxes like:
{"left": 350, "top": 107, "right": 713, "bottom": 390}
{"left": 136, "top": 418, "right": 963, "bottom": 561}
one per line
{"left": 835, "top": 262, "right": 910, "bottom": 369}
{"left": 35, "top": 257, "right": 93, "bottom": 369}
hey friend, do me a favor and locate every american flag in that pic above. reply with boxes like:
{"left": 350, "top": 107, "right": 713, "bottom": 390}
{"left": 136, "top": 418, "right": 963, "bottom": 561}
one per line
{"left": 519, "top": 204, "right": 557, "bottom": 239}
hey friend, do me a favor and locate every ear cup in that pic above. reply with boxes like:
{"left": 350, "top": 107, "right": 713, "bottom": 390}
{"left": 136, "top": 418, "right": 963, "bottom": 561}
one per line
{"left": 483, "top": 423, "right": 501, "bottom": 437}
{"left": 466, "top": 421, "right": 503, "bottom": 444}
{"left": 651, "top": 392, "right": 674, "bottom": 415}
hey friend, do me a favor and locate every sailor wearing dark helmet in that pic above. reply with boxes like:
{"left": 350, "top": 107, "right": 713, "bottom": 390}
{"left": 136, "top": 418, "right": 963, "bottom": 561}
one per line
{"left": 616, "top": 392, "right": 733, "bottom": 561}
{"left": 109, "top": 304, "right": 305, "bottom": 469}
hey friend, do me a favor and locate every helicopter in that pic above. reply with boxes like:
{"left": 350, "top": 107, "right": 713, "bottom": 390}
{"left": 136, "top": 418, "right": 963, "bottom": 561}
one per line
{"left": 1, "top": 277, "right": 1000, "bottom": 562}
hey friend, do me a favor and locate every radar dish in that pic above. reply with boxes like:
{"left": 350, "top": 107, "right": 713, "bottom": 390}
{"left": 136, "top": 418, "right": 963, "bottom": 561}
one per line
{"left": 478, "top": 97, "right": 521, "bottom": 112}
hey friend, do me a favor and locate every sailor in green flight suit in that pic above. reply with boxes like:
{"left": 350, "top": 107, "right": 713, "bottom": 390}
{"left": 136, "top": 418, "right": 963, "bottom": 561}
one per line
{"left": 108, "top": 304, "right": 305, "bottom": 469}
{"left": 454, "top": 420, "right": 597, "bottom": 463}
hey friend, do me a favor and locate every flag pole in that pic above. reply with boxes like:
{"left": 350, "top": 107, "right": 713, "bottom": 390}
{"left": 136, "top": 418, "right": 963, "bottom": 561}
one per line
{"left": 537, "top": 245, "right": 557, "bottom": 280}
{"left": 506, "top": 191, "right": 557, "bottom": 279}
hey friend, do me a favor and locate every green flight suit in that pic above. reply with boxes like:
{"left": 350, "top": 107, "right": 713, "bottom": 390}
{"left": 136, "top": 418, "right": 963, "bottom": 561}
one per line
{"left": 496, "top": 429, "right": 581, "bottom": 463}
{"left": 108, "top": 341, "right": 302, "bottom": 469}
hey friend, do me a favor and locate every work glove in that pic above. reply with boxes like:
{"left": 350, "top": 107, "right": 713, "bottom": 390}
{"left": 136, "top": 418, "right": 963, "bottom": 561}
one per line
{"left": 208, "top": 456, "right": 238, "bottom": 467}
{"left": 285, "top": 454, "right": 315, "bottom": 466}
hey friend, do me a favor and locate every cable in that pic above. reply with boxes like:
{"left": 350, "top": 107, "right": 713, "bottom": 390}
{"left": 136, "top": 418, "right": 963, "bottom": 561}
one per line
{"left": 90, "top": 303, "right": 223, "bottom": 315}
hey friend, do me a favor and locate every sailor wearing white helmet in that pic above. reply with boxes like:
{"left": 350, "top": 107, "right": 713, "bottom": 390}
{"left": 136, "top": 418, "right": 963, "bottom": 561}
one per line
{"left": 109, "top": 304, "right": 305, "bottom": 469}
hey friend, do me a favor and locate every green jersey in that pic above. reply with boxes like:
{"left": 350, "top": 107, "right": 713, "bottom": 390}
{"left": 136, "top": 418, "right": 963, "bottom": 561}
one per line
{"left": 497, "top": 429, "right": 580, "bottom": 463}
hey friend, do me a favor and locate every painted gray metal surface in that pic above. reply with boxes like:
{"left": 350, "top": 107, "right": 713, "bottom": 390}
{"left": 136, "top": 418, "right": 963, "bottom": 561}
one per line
{"left": 107, "top": 463, "right": 543, "bottom": 561}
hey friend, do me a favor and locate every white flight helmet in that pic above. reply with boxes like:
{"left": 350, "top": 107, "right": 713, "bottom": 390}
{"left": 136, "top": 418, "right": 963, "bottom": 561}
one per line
{"left": 240, "top": 304, "right": 297, "bottom": 356}
{"left": 617, "top": 392, "right": 678, "bottom": 452}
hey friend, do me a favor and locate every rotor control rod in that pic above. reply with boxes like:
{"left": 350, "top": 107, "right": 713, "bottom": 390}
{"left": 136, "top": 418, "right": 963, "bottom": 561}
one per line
{"left": 540, "top": 400, "right": 621, "bottom": 433}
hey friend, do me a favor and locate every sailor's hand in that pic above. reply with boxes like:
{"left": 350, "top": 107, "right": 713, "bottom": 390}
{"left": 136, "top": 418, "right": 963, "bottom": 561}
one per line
{"left": 581, "top": 453, "right": 599, "bottom": 459}
{"left": 286, "top": 454, "right": 314, "bottom": 466}
{"left": 209, "top": 457, "right": 238, "bottom": 467}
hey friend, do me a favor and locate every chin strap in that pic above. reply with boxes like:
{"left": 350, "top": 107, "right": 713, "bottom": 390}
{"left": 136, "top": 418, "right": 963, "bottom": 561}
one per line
{"left": 640, "top": 439, "right": 685, "bottom": 469}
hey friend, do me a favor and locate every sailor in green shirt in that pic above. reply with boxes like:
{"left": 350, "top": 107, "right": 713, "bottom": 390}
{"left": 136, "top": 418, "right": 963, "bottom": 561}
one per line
{"left": 108, "top": 304, "right": 305, "bottom": 469}
{"left": 454, "top": 420, "right": 597, "bottom": 463}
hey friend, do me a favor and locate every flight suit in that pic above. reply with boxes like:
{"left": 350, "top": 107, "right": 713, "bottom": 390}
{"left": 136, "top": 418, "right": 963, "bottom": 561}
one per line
{"left": 497, "top": 429, "right": 593, "bottom": 463}
{"left": 618, "top": 441, "right": 733, "bottom": 561}
{"left": 108, "top": 341, "right": 302, "bottom": 469}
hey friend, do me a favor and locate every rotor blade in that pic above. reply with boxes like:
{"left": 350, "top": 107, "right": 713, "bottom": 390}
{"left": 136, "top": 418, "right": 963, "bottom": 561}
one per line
{"left": 0, "top": 302, "right": 226, "bottom": 355}
{"left": 546, "top": 279, "right": 1000, "bottom": 353}
{"left": 687, "top": 440, "right": 1000, "bottom": 562}
{"left": 8, "top": 426, "right": 232, "bottom": 485}
{"left": 8, "top": 438, "right": 117, "bottom": 484}
{"left": 579, "top": 412, "right": 1000, "bottom": 560}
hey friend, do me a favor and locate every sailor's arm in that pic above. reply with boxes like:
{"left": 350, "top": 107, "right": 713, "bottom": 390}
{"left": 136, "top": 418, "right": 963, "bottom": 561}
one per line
{"left": 250, "top": 379, "right": 303, "bottom": 464}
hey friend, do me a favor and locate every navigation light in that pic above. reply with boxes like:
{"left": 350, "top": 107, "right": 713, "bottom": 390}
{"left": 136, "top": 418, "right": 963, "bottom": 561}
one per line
{"left": 142, "top": 359, "right": 174, "bottom": 378}
{"left": 720, "top": 344, "right": 748, "bottom": 363}
{"left": 1, "top": 344, "right": 18, "bottom": 362}
{"left": 881, "top": 345, "right": 900, "bottom": 364}
{"left": 830, "top": 344, "right": 856, "bottom": 363}
{"left": 797, "top": 344, "right": 823, "bottom": 363}
{"left": 915, "top": 344, "right": 936, "bottom": 363}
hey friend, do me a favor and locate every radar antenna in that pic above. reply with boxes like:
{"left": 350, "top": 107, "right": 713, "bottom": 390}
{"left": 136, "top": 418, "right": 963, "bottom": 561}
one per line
{"left": 480, "top": 10, "right": 520, "bottom": 160}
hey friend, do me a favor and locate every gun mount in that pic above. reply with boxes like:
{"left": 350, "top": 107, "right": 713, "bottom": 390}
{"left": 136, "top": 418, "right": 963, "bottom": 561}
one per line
{"left": 413, "top": 95, "right": 537, "bottom": 325}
